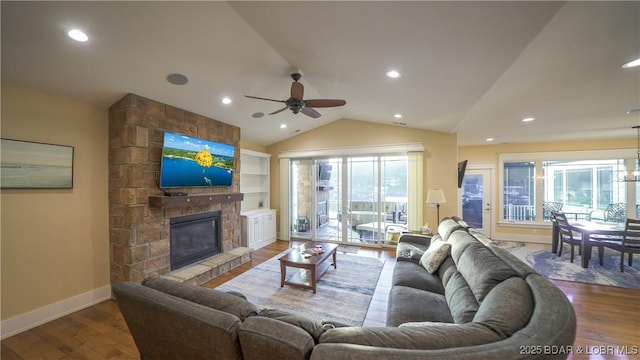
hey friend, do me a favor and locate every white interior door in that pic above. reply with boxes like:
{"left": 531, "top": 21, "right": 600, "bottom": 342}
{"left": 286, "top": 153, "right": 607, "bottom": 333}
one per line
{"left": 461, "top": 168, "right": 493, "bottom": 238}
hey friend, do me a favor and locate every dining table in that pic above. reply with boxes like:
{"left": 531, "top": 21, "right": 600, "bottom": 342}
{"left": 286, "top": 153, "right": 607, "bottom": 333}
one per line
{"left": 552, "top": 220, "right": 626, "bottom": 268}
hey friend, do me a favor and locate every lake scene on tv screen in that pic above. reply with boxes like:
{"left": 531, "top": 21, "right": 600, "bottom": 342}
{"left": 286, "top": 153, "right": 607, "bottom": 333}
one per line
{"left": 160, "top": 132, "right": 235, "bottom": 187}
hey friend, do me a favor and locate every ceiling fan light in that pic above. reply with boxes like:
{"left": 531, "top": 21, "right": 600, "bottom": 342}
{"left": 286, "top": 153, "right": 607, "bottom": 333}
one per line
{"left": 386, "top": 70, "right": 401, "bottom": 78}
{"left": 622, "top": 57, "right": 640, "bottom": 68}
{"left": 67, "top": 29, "right": 88, "bottom": 42}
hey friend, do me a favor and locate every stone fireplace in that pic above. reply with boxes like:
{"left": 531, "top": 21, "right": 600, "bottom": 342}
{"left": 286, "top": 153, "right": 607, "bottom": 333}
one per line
{"left": 108, "top": 93, "right": 250, "bottom": 286}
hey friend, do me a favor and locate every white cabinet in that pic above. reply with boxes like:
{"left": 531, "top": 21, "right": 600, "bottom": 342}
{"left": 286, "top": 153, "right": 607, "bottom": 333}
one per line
{"left": 240, "top": 149, "right": 271, "bottom": 212}
{"left": 241, "top": 209, "right": 276, "bottom": 249}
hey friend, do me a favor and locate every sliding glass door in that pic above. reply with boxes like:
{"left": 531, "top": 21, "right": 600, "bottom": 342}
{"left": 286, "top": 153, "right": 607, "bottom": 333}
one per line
{"left": 289, "top": 155, "right": 408, "bottom": 247}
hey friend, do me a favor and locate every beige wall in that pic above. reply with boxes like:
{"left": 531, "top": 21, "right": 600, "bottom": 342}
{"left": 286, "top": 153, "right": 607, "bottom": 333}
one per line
{"left": 459, "top": 138, "right": 635, "bottom": 239}
{"left": 266, "top": 119, "right": 459, "bottom": 232}
{"left": 239, "top": 140, "right": 267, "bottom": 153}
{"left": 1, "top": 83, "right": 110, "bottom": 320}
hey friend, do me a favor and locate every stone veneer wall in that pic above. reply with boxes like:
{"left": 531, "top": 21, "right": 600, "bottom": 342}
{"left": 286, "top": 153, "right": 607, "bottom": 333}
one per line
{"left": 109, "top": 94, "right": 242, "bottom": 284}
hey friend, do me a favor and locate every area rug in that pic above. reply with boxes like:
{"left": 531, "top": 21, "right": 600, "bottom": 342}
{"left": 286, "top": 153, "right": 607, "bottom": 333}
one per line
{"left": 214, "top": 252, "right": 385, "bottom": 326}
{"left": 497, "top": 241, "right": 640, "bottom": 289}
{"left": 337, "top": 245, "right": 360, "bottom": 254}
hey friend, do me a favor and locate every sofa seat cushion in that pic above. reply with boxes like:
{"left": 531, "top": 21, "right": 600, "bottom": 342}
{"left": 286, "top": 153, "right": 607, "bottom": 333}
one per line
{"left": 319, "top": 322, "right": 501, "bottom": 350}
{"left": 386, "top": 286, "right": 453, "bottom": 327}
{"left": 142, "top": 277, "right": 260, "bottom": 321}
{"left": 391, "top": 261, "right": 445, "bottom": 294}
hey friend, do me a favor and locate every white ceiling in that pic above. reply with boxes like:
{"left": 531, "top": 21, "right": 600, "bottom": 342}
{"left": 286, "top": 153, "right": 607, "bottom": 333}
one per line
{"left": 2, "top": 1, "right": 639, "bottom": 147}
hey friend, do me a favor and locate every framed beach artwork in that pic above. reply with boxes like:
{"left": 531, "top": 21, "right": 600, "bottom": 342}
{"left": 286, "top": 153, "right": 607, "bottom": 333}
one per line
{"left": 1, "top": 138, "right": 74, "bottom": 189}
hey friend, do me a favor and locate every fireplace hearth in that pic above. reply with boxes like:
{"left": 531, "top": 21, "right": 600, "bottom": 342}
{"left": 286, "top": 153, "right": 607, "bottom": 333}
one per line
{"left": 170, "top": 211, "right": 222, "bottom": 271}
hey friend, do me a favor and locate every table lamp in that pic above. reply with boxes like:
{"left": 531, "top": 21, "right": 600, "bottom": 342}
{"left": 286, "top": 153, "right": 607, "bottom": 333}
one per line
{"left": 426, "top": 189, "right": 447, "bottom": 224}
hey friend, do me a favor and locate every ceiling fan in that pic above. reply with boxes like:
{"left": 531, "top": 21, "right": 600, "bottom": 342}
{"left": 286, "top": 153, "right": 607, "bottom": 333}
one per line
{"left": 245, "top": 72, "right": 346, "bottom": 118}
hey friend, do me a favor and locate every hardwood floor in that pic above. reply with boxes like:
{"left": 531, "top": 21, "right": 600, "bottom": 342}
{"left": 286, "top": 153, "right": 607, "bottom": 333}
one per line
{"left": 2, "top": 240, "right": 638, "bottom": 359}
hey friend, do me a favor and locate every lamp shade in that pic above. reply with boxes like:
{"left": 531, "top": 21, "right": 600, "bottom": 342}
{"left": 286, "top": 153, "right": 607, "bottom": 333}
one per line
{"left": 426, "top": 189, "right": 446, "bottom": 204}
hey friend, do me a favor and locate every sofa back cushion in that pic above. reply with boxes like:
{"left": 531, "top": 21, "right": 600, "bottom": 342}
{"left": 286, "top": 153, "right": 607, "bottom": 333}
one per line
{"left": 437, "top": 256, "right": 457, "bottom": 287}
{"left": 239, "top": 317, "right": 315, "bottom": 360}
{"left": 142, "top": 277, "right": 260, "bottom": 320}
{"left": 473, "top": 277, "right": 534, "bottom": 338}
{"left": 444, "top": 271, "right": 479, "bottom": 323}
{"left": 450, "top": 236, "right": 518, "bottom": 302}
{"left": 438, "top": 218, "right": 465, "bottom": 242}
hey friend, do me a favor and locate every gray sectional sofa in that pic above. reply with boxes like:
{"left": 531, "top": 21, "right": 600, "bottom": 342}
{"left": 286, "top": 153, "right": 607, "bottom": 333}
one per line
{"left": 113, "top": 217, "right": 576, "bottom": 360}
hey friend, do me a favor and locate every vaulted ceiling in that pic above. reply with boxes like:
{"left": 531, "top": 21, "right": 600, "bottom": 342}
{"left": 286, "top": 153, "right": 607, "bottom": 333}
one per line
{"left": 2, "top": 1, "right": 639, "bottom": 146}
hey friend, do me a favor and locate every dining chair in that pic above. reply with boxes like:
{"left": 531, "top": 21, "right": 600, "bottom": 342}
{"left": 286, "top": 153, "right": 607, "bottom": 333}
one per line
{"left": 600, "top": 218, "right": 640, "bottom": 272}
{"left": 553, "top": 211, "right": 582, "bottom": 262}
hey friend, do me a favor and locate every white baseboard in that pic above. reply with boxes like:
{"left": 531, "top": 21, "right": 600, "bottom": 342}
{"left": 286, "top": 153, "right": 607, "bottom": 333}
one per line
{"left": 1, "top": 285, "right": 112, "bottom": 340}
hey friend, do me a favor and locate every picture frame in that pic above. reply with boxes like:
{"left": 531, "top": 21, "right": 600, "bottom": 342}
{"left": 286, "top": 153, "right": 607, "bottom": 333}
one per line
{"left": 1, "top": 138, "right": 74, "bottom": 189}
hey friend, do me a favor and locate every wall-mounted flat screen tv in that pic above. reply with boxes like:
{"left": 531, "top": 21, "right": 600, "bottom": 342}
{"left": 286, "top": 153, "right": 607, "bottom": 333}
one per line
{"left": 457, "top": 160, "right": 468, "bottom": 188}
{"left": 159, "top": 131, "right": 235, "bottom": 188}
{"left": 318, "top": 162, "right": 332, "bottom": 181}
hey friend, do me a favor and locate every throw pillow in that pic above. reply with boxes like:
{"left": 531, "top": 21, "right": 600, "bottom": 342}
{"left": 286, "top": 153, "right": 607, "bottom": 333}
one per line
{"left": 419, "top": 238, "right": 451, "bottom": 274}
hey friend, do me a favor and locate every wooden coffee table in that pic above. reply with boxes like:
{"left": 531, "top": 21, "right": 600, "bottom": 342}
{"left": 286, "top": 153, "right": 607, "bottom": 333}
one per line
{"left": 279, "top": 241, "right": 338, "bottom": 294}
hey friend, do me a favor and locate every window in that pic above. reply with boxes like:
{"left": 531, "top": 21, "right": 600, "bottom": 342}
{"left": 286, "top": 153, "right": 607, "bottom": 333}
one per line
{"left": 503, "top": 162, "right": 535, "bottom": 221}
{"left": 499, "top": 150, "right": 634, "bottom": 224}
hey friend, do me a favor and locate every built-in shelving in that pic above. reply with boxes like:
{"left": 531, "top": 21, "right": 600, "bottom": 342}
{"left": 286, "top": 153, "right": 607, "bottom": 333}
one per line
{"left": 240, "top": 149, "right": 271, "bottom": 212}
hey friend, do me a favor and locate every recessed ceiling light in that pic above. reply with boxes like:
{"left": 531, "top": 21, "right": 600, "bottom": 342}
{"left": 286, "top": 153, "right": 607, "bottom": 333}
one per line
{"left": 386, "top": 70, "right": 401, "bottom": 78}
{"left": 394, "top": 113, "right": 402, "bottom": 119}
{"left": 221, "top": 97, "right": 232, "bottom": 105}
{"left": 280, "top": 124, "right": 287, "bottom": 129}
{"left": 166, "top": 73, "right": 189, "bottom": 85}
{"left": 486, "top": 138, "right": 494, "bottom": 142}
{"left": 622, "top": 57, "right": 640, "bottom": 68}
{"left": 252, "top": 112, "right": 264, "bottom": 118}
{"left": 67, "top": 29, "right": 88, "bottom": 42}
{"left": 522, "top": 117, "right": 535, "bottom": 122}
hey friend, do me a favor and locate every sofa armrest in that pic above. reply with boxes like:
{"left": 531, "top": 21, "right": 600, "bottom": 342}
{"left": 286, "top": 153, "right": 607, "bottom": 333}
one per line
{"left": 397, "top": 233, "right": 432, "bottom": 247}
{"left": 239, "top": 316, "right": 315, "bottom": 360}
{"left": 113, "top": 281, "right": 244, "bottom": 360}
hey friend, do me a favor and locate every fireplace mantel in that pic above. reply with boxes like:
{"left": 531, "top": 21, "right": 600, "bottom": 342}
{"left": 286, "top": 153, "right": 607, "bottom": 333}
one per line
{"left": 148, "top": 192, "right": 244, "bottom": 209}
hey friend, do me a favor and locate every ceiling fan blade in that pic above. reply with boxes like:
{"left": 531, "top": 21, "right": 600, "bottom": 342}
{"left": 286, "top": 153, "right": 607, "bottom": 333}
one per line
{"left": 301, "top": 107, "right": 321, "bottom": 118}
{"left": 245, "top": 95, "right": 286, "bottom": 104}
{"left": 304, "top": 99, "right": 346, "bottom": 108}
{"left": 269, "top": 106, "right": 289, "bottom": 115}
{"left": 291, "top": 82, "right": 304, "bottom": 102}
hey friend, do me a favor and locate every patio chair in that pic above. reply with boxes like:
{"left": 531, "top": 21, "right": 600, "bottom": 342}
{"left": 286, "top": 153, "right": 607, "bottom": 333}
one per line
{"left": 543, "top": 202, "right": 563, "bottom": 221}
{"left": 589, "top": 203, "right": 626, "bottom": 223}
